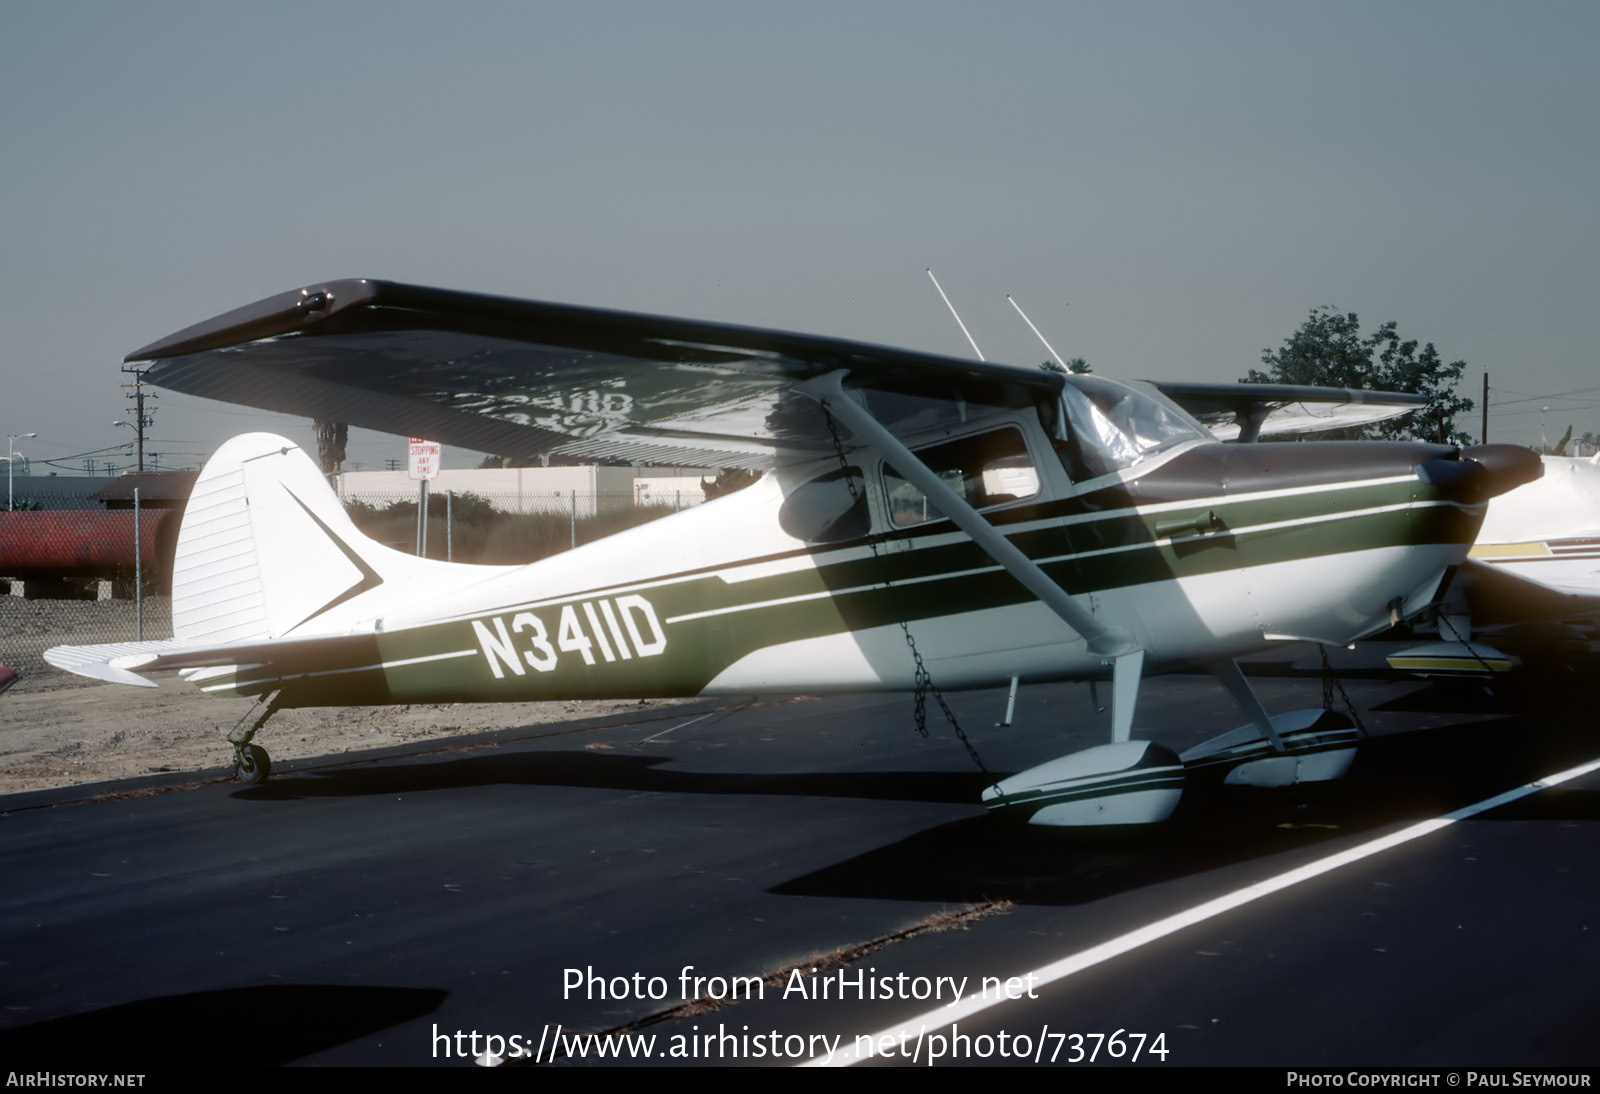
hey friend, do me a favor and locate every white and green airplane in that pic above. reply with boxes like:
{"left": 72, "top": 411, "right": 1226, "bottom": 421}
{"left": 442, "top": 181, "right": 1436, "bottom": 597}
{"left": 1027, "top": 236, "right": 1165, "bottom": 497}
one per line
{"left": 46, "top": 280, "right": 1540, "bottom": 824}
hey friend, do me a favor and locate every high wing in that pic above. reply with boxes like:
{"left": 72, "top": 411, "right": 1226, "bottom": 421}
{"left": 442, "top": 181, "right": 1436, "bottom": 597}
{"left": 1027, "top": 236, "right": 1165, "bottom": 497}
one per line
{"left": 1153, "top": 381, "right": 1429, "bottom": 443}
{"left": 129, "top": 279, "right": 1425, "bottom": 457}
{"left": 129, "top": 279, "right": 1062, "bottom": 471}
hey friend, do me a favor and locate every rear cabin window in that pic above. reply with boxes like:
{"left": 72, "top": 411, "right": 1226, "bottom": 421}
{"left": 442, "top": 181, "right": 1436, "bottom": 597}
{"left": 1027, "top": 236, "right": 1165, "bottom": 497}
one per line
{"left": 778, "top": 466, "right": 870, "bottom": 544}
{"left": 883, "top": 428, "right": 1039, "bottom": 528}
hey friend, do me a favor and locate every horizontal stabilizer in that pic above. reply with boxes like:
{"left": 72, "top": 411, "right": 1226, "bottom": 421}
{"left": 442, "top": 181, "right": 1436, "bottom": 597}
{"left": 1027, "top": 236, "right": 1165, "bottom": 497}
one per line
{"left": 45, "top": 632, "right": 379, "bottom": 687}
{"left": 43, "top": 640, "right": 189, "bottom": 687}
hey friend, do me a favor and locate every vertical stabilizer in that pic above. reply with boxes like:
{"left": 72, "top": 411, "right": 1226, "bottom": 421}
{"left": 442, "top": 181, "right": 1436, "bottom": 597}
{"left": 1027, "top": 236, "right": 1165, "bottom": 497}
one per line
{"left": 172, "top": 434, "right": 400, "bottom": 643}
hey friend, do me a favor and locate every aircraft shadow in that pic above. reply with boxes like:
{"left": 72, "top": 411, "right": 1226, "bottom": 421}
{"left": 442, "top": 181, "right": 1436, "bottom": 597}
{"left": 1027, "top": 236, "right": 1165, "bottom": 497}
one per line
{"left": 232, "top": 750, "right": 999, "bottom": 805}
{"left": 1368, "top": 670, "right": 1595, "bottom": 712}
{"left": 771, "top": 712, "right": 1600, "bottom": 907}
{"left": 0, "top": 984, "right": 447, "bottom": 1068}
{"left": 228, "top": 686, "right": 1600, "bottom": 912}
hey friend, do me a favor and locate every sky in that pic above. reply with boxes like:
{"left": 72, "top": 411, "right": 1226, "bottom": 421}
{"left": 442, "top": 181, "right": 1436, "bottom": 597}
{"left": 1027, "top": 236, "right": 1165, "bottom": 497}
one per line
{"left": 3, "top": 0, "right": 1597, "bottom": 475}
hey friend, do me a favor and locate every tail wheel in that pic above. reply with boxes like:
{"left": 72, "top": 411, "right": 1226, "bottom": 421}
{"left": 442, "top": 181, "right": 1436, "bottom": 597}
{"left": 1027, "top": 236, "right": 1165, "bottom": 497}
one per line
{"left": 236, "top": 744, "right": 272, "bottom": 784}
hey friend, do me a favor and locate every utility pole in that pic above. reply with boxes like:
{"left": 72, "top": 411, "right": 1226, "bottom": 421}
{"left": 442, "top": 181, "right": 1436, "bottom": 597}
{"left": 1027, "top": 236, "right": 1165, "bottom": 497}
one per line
{"left": 1481, "top": 372, "right": 1489, "bottom": 444}
{"left": 120, "top": 365, "right": 157, "bottom": 472}
{"left": 7, "top": 431, "right": 36, "bottom": 510}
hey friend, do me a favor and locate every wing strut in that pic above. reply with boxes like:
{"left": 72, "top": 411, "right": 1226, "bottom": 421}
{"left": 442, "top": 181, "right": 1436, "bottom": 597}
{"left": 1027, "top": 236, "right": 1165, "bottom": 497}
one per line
{"left": 800, "top": 371, "right": 1142, "bottom": 712}
{"left": 1209, "top": 658, "right": 1287, "bottom": 752}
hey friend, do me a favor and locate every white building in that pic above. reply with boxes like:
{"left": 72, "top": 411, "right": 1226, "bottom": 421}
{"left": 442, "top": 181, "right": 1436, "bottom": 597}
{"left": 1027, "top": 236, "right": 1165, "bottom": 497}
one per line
{"left": 335, "top": 465, "right": 712, "bottom": 515}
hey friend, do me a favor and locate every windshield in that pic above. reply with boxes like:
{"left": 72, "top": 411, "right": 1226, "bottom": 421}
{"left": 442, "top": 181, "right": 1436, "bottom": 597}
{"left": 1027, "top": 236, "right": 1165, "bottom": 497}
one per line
{"left": 1056, "top": 376, "right": 1209, "bottom": 480}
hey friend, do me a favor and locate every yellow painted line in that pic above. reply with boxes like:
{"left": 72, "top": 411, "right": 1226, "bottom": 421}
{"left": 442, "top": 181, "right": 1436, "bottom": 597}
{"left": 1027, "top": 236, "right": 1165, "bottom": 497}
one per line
{"left": 1387, "top": 657, "right": 1512, "bottom": 672}
{"left": 1470, "top": 541, "right": 1552, "bottom": 558}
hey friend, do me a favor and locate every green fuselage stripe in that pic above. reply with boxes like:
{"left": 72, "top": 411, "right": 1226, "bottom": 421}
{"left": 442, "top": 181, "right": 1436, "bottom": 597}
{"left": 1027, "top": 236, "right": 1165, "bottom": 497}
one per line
{"left": 220, "top": 476, "right": 1474, "bottom": 706}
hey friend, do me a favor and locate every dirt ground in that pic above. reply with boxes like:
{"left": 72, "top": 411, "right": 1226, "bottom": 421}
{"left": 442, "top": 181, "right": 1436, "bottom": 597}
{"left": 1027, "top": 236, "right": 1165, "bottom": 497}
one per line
{"left": 0, "top": 674, "right": 692, "bottom": 796}
{"left": 1, "top": 594, "right": 704, "bottom": 795}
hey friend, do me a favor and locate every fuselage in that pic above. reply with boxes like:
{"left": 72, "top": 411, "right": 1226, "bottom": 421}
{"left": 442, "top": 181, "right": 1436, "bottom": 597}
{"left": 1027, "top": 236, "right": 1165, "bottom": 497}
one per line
{"left": 186, "top": 402, "right": 1504, "bottom": 708}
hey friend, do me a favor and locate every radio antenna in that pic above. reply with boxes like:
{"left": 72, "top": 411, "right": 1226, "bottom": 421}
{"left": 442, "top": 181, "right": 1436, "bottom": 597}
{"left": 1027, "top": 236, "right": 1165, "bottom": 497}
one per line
{"left": 1007, "top": 294, "right": 1067, "bottom": 371}
{"left": 926, "top": 268, "right": 985, "bottom": 360}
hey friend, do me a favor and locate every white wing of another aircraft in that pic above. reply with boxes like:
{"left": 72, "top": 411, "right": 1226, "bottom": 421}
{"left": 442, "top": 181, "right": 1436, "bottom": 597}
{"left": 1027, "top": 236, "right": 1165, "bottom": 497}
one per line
{"left": 1386, "top": 454, "right": 1600, "bottom": 679}
{"left": 1471, "top": 454, "right": 1600, "bottom": 598}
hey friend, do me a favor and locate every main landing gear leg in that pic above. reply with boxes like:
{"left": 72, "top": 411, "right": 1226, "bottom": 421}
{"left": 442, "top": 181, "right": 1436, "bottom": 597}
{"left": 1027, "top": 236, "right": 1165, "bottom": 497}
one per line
{"left": 226, "top": 692, "right": 283, "bottom": 784}
{"left": 1179, "top": 659, "right": 1360, "bottom": 786}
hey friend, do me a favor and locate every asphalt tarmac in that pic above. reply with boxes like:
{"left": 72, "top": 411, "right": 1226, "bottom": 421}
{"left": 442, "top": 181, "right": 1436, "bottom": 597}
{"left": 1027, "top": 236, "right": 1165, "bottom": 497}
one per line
{"left": 3, "top": 648, "right": 1598, "bottom": 1069}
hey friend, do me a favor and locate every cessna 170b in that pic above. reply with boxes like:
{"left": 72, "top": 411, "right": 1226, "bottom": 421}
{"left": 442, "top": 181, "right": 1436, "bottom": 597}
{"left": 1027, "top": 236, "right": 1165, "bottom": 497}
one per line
{"left": 46, "top": 280, "right": 1540, "bottom": 824}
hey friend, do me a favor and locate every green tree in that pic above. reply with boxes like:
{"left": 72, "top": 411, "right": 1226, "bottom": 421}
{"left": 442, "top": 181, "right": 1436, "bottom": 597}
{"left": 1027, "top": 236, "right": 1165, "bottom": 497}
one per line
{"left": 1246, "top": 308, "right": 1474, "bottom": 444}
{"left": 1040, "top": 357, "right": 1091, "bottom": 374}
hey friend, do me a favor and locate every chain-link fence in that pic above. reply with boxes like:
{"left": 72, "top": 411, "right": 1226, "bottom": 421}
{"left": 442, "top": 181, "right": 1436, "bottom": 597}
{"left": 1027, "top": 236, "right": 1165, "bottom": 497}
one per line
{"left": 339, "top": 489, "right": 698, "bottom": 562}
{"left": 1, "top": 488, "right": 699, "bottom": 692}
{"left": 1, "top": 596, "right": 174, "bottom": 692}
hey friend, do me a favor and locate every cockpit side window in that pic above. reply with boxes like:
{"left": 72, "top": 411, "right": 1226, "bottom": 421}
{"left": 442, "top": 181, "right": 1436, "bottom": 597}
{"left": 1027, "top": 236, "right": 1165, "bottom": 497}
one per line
{"left": 882, "top": 427, "right": 1039, "bottom": 528}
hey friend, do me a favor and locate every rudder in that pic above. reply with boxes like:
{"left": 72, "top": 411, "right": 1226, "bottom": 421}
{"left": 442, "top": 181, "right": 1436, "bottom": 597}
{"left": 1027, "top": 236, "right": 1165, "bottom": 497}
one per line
{"left": 172, "top": 434, "right": 397, "bottom": 643}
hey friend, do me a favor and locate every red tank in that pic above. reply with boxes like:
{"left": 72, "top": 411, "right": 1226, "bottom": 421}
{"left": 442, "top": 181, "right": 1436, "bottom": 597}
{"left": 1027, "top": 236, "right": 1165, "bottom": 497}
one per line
{"left": 0, "top": 510, "right": 175, "bottom": 579}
